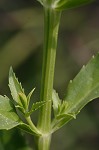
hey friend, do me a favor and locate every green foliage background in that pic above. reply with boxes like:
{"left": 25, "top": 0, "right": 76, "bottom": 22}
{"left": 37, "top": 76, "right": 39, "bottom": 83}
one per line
{"left": 0, "top": 0, "right": 99, "bottom": 149}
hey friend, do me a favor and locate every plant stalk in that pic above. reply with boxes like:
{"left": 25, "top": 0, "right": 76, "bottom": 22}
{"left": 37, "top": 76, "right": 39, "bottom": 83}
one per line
{"left": 26, "top": 116, "right": 41, "bottom": 135}
{"left": 37, "top": 7, "right": 61, "bottom": 150}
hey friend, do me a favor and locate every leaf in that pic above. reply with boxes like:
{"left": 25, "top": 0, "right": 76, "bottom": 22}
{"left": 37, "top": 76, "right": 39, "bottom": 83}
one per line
{"left": 56, "top": 112, "right": 76, "bottom": 120}
{"left": 52, "top": 89, "right": 61, "bottom": 115}
{"left": 15, "top": 105, "right": 25, "bottom": 114}
{"left": 52, "top": 115, "right": 72, "bottom": 132}
{"left": 0, "top": 95, "right": 41, "bottom": 136}
{"left": 64, "top": 54, "right": 99, "bottom": 115}
{"left": 27, "top": 88, "right": 35, "bottom": 107}
{"left": 18, "top": 123, "right": 41, "bottom": 136}
{"left": 54, "top": 0, "right": 94, "bottom": 11}
{"left": 52, "top": 90, "right": 69, "bottom": 116}
{"left": 58, "top": 101, "right": 68, "bottom": 114}
{"left": 52, "top": 54, "right": 99, "bottom": 132}
{"left": 27, "top": 101, "right": 47, "bottom": 116}
{"left": 9, "top": 67, "right": 24, "bottom": 104}
{"left": 18, "top": 92, "right": 28, "bottom": 110}
{"left": 0, "top": 95, "right": 21, "bottom": 130}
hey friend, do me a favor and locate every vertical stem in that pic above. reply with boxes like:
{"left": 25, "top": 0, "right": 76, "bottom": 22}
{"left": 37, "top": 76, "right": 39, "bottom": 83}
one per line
{"left": 37, "top": 7, "right": 61, "bottom": 150}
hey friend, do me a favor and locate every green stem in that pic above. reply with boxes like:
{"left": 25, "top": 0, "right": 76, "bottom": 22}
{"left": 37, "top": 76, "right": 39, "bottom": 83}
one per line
{"left": 37, "top": 7, "right": 61, "bottom": 150}
{"left": 26, "top": 116, "right": 41, "bottom": 135}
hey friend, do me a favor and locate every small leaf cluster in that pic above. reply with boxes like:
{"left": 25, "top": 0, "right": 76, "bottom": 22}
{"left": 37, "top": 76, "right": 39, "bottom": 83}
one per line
{"left": 52, "top": 54, "right": 99, "bottom": 132}
{"left": 9, "top": 67, "right": 46, "bottom": 117}
{"left": 0, "top": 67, "right": 46, "bottom": 136}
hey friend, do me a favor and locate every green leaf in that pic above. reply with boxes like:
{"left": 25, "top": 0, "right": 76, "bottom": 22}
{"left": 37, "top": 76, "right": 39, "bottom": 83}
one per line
{"left": 56, "top": 112, "right": 76, "bottom": 120}
{"left": 52, "top": 114, "right": 72, "bottom": 132}
{"left": 64, "top": 54, "right": 99, "bottom": 115}
{"left": 18, "top": 92, "right": 28, "bottom": 110}
{"left": 15, "top": 105, "right": 25, "bottom": 114}
{"left": 52, "top": 89, "right": 61, "bottom": 116}
{"left": 54, "top": 0, "right": 94, "bottom": 11}
{"left": 27, "top": 101, "right": 47, "bottom": 116}
{"left": 27, "top": 88, "right": 35, "bottom": 107}
{"left": 58, "top": 101, "right": 68, "bottom": 114}
{"left": 52, "top": 54, "right": 99, "bottom": 132}
{"left": 0, "top": 95, "right": 21, "bottom": 130}
{"left": 52, "top": 90, "right": 69, "bottom": 116}
{"left": 9, "top": 67, "right": 24, "bottom": 104}
{"left": 0, "top": 95, "right": 41, "bottom": 136}
{"left": 18, "top": 123, "right": 41, "bottom": 136}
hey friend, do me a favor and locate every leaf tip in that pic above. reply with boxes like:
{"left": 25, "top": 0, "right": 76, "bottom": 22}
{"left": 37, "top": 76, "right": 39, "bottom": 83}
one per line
{"left": 9, "top": 66, "right": 13, "bottom": 74}
{"left": 9, "top": 66, "right": 14, "bottom": 80}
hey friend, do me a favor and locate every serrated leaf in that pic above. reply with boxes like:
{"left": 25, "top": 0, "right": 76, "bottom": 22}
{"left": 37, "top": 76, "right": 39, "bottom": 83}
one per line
{"left": 0, "top": 95, "right": 41, "bottom": 136}
{"left": 56, "top": 112, "right": 76, "bottom": 120}
{"left": 52, "top": 90, "right": 68, "bottom": 116}
{"left": 54, "top": 0, "right": 94, "bottom": 11}
{"left": 52, "top": 89, "right": 61, "bottom": 115}
{"left": 27, "top": 88, "right": 35, "bottom": 107}
{"left": 64, "top": 54, "right": 99, "bottom": 115}
{"left": 27, "top": 101, "right": 47, "bottom": 116}
{"left": 0, "top": 95, "right": 21, "bottom": 130}
{"left": 9, "top": 67, "right": 24, "bottom": 104}
{"left": 52, "top": 53, "right": 99, "bottom": 132}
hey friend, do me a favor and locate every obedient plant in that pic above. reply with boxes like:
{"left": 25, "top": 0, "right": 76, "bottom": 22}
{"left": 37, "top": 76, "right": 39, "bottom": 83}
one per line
{"left": 0, "top": 0, "right": 98, "bottom": 150}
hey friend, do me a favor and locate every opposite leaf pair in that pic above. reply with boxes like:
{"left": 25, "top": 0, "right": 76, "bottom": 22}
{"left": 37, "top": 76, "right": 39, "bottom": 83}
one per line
{"left": 0, "top": 53, "right": 99, "bottom": 135}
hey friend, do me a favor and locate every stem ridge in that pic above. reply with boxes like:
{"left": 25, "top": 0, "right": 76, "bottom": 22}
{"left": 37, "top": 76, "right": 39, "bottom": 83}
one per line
{"left": 37, "top": 8, "right": 61, "bottom": 150}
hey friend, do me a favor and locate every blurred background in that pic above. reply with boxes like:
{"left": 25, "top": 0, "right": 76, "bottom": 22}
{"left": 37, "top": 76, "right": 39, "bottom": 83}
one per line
{"left": 0, "top": 0, "right": 99, "bottom": 150}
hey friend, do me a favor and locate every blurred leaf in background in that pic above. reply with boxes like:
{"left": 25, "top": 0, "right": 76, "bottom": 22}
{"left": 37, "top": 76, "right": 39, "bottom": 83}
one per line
{"left": 0, "top": 0, "right": 99, "bottom": 149}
